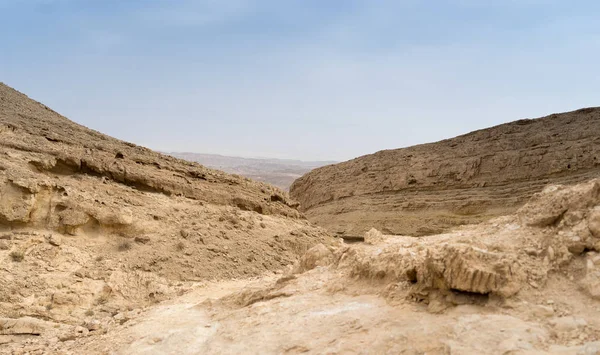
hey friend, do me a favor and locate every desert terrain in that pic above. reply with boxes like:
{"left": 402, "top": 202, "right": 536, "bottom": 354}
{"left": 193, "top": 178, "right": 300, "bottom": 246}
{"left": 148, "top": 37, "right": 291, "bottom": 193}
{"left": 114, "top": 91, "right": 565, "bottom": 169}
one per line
{"left": 1, "top": 82, "right": 600, "bottom": 355}
{"left": 168, "top": 153, "right": 334, "bottom": 191}
{"left": 290, "top": 110, "right": 600, "bottom": 237}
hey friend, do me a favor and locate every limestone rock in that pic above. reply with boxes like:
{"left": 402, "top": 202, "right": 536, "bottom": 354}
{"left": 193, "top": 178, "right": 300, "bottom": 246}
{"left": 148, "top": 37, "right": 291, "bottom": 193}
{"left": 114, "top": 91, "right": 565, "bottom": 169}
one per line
{"left": 290, "top": 109, "right": 600, "bottom": 236}
{"left": 532, "top": 305, "right": 555, "bottom": 318}
{"left": 58, "top": 208, "right": 90, "bottom": 227}
{"left": 364, "top": 228, "right": 385, "bottom": 245}
{"left": 52, "top": 291, "right": 80, "bottom": 306}
{"left": 589, "top": 207, "right": 600, "bottom": 238}
{"left": 518, "top": 180, "right": 600, "bottom": 227}
{"left": 84, "top": 320, "right": 101, "bottom": 331}
{"left": 134, "top": 236, "right": 151, "bottom": 244}
{"left": 0, "top": 82, "right": 335, "bottom": 351}
{"left": 48, "top": 234, "right": 61, "bottom": 246}
{"left": 0, "top": 180, "right": 36, "bottom": 223}
{"left": 295, "top": 243, "right": 333, "bottom": 273}
{"left": 94, "top": 208, "right": 133, "bottom": 226}
{"left": 0, "top": 317, "right": 47, "bottom": 335}
{"left": 580, "top": 271, "right": 600, "bottom": 300}
{"left": 420, "top": 244, "right": 523, "bottom": 297}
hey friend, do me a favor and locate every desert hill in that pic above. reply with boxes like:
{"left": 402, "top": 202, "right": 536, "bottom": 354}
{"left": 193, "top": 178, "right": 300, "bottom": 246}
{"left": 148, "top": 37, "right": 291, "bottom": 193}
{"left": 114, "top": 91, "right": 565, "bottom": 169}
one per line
{"left": 0, "top": 82, "right": 332, "bottom": 346}
{"left": 2, "top": 82, "right": 600, "bottom": 354}
{"left": 290, "top": 108, "right": 600, "bottom": 236}
{"left": 168, "top": 152, "right": 335, "bottom": 190}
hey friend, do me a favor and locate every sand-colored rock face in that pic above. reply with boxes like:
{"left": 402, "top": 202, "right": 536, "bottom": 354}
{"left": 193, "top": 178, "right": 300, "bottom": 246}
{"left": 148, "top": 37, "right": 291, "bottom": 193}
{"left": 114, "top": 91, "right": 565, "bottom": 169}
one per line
{"left": 9, "top": 178, "right": 599, "bottom": 354}
{"left": 290, "top": 108, "right": 600, "bottom": 236}
{"left": 0, "top": 83, "right": 332, "bottom": 346}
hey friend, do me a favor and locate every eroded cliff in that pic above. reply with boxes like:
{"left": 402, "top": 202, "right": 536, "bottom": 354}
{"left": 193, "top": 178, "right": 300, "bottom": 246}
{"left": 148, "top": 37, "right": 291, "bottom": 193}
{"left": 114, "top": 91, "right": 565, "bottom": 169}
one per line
{"left": 0, "top": 82, "right": 332, "bottom": 345}
{"left": 290, "top": 108, "right": 600, "bottom": 236}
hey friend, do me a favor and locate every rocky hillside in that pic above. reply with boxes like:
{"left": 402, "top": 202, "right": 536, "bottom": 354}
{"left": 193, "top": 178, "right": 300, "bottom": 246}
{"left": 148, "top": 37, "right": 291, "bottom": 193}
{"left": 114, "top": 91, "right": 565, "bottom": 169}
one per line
{"left": 290, "top": 108, "right": 600, "bottom": 236}
{"left": 9, "top": 178, "right": 600, "bottom": 353}
{"left": 0, "top": 82, "right": 332, "bottom": 344}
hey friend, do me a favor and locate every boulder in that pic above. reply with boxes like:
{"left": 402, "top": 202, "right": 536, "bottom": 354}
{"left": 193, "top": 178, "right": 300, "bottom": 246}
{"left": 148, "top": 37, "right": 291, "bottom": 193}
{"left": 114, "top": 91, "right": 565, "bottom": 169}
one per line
{"left": 364, "top": 228, "right": 386, "bottom": 245}
{"left": 295, "top": 243, "right": 333, "bottom": 273}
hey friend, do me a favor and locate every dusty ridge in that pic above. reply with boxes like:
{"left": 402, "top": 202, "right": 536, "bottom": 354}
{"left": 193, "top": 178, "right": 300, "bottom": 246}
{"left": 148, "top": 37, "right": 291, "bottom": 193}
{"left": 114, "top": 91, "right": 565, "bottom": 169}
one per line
{"left": 0, "top": 82, "right": 332, "bottom": 346}
{"left": 0, "top": 83, "right": 302, "bottom": 217}
{"left": 290, "top": 108, "right": 600, "bottom": 236}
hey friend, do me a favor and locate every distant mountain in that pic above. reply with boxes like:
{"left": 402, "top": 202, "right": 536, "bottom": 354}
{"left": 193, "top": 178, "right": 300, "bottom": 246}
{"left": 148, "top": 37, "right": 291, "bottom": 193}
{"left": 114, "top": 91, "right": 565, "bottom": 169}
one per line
{"left": 167, "top": 152, "right": 336, "bottom": 190}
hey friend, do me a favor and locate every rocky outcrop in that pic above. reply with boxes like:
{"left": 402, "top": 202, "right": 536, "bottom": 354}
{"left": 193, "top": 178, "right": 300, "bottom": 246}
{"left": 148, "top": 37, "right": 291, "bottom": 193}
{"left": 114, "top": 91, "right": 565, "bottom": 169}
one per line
{"left": 0, "top": 82, "right": 333, "bottom": 339}
{"left": 0, "top": 82, "right": 301, "bottom": 220}
{"left": 290, "top": 108, "right": 600, "bottom": 236}
{"left": 315, "top": 178, "right": 600, "bottom": 306}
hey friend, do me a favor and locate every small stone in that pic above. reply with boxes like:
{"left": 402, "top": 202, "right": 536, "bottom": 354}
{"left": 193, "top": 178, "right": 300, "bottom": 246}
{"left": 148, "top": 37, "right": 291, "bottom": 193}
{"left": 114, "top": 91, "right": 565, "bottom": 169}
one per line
{"left": 547, "top": 246, "right": 555, "bottom": 261}
{"left": 84, "top": 320, "right": 101, "bottom": 331}
{"left": 525, "top": 248, "right": 539, "bottom": 257}
{"left": 532, "top": 305, "right": 554, "bottom": 318}
{"left": 587, "top": 259, "right": 595, "bottom": 272}
{"left": 59, "top": 334, "right": 77, "bottom": 342}
{"left": 48, "top": 234, "right": 61, "bottom": 247}
{"left": 568, "top": 243, "right": 586, "bottom": 255}
{"left": 0, "top": 240, "right": 10, "bottom": 250}
{"left": 134, "top": 236, "right": 150, "bottom": 244}
{"left": 364, "top": 228, "right": 386, "bottom": 245}
{"left": 180, "top": 229, "right": 189, "bottom": 239}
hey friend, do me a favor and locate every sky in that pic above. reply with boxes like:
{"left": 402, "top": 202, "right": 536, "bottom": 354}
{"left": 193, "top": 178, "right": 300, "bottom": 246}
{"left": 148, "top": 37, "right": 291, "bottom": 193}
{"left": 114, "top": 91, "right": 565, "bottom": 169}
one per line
{"left": 1, "top": 1, "right": 599, "bottom": 161}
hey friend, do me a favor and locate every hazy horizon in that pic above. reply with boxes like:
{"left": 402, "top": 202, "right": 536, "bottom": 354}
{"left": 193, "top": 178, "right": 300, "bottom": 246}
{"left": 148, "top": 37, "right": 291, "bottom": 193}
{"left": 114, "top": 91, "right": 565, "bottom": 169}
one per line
{"left": 2, "top": 1, "right": 598, "bottom": 161}
{"left": 165, "top": 151, "right": 338, "bottom": 164}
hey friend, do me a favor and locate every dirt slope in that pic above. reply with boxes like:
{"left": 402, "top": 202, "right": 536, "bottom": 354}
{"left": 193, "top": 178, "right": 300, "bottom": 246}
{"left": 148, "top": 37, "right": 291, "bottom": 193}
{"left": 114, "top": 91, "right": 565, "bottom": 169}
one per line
{"left": 290, "top": 108, "right": 600, "bottom": 236}
{"left": 10, "top": 178, "right": 600, "bottom": 354}
{"left": 0, "top": 83, "right": 332, "bottom": 348}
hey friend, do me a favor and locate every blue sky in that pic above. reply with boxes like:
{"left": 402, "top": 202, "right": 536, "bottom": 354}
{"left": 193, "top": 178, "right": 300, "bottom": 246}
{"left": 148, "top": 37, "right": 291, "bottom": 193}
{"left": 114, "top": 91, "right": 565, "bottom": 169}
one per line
{"left": 1, "top": 1, "right": 599, "bottom": 161}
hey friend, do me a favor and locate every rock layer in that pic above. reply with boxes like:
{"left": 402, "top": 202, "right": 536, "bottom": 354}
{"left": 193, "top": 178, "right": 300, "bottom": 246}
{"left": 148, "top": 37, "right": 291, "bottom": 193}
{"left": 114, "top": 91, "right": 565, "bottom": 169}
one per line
{"left": 0, "top": 82, "right": 332, "bottom": 338}
{"left": 290, "top": 108, "right": 600, "bottom": 236}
